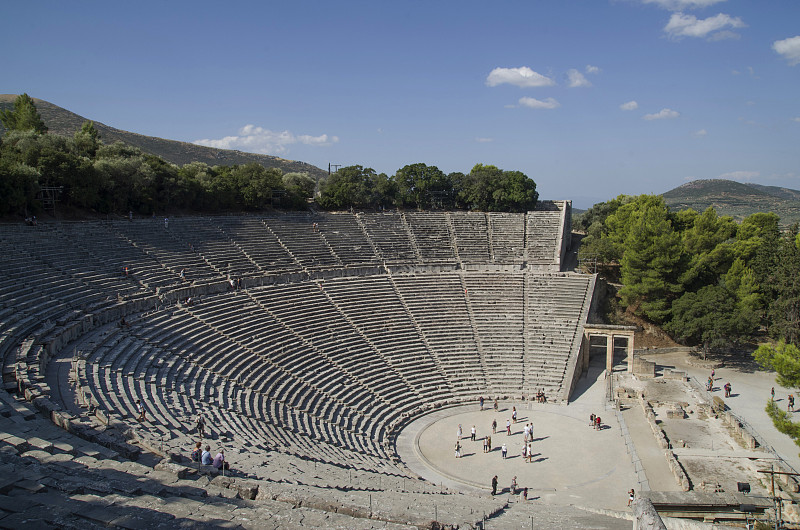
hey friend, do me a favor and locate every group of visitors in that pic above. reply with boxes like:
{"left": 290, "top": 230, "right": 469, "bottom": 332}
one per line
{"left": 589, "top": 413, "right": 602, "bottom": 430}
{"left": 490, "top": 474, "right": 528, "bottom": 500}
{"left": 188, "top": 415, "right": 231, "bottom": 472}
{"left": 191, "top": 441, "right": 229, "bottom": 471}
{"left": 535, "top": 388, "right": 547, "bottom": 403}
{"left": 707, "top": 371, "right": 733, "bottom": 399}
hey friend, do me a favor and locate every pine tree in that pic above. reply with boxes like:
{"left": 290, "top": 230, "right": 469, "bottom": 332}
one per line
{"left": 0, "top": 93, "right": 48, "bottom": 134}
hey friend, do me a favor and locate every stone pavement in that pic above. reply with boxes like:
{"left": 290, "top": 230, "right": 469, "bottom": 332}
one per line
{"left": 396, "top": 357, "right": 641, "bottom": 514}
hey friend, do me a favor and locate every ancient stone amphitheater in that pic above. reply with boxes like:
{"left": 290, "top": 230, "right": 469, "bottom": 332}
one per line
{"left": 0, "top": 202, "right": 628, "bottom": 528}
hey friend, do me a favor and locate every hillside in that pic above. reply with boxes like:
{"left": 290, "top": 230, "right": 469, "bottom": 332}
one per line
{"left": 0, "top": 94, "right": 328, "bottom": 182}
{"left": 662, "top": 179, "right": 800, "bottom": 226}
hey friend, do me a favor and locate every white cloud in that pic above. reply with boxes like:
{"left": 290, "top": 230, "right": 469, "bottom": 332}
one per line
{"left": 194, "top": 124, "right": 338, "bottom": 155}
{"left": 585, "top": 65, "right": 601, "bottom": 74}
{"left": 717, "top": 170, "right": 759, "bottom": 181}
{"left": 643, "top": 108, "right": 680, "bottom": 120}
{"left": 692, "top": 129, "right": 708, "bottom": 137}
{"left": 664, "top": 12, "right": 745, "bottom": 40}
{"left": 475, "top": 137, "right": 494, "bottom": 143}
{"left": 642, "top": 0, "right": 727, "bottom": 10}
{"left": 620, "top": 100, "right": 639, "bottom": 111}
{"left": 773, "top": 36, "right": 800, "bottom": 66}
{"left": 518, "top": 97, "right": 560, "bottom": 110}
{"left": 486, "top": 67, "right": 555, "bottom": 88}
{"left": 707, "top": 30, "right": 740, "bottom": 41}
{"left": 566, "top": 69, "right": 592, "bottom": 88}
{"left": 792, "top": 117, "right": 800, "bottom": 123}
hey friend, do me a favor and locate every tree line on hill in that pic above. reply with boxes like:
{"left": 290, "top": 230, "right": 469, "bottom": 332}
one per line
{"left": 0, "top": 94, "right": 538, "bottom": 216}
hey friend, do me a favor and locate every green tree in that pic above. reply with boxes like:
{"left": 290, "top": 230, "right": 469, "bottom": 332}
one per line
{"left": 72, "top": 121, "right": 101, "bottom": 158}
{"left": 0, "top": 94, "right": 48, "bottom": 134}
{"left": 668, "top": 283, "right": 756, "bottom": 352}
{"left": 754, "top": 341, "right": 800, "bottom": 389}
{"left": 576, "top": 195, "right": 634, "bottom": 263}
{"left": 394, "top": 163, "right": 450, "bottom": 209}
{"left": 318, "top": 165, "right": 377, "bottom": 209}
{"left": 616, "top": 196, "right": 683, "bottom": 322}
{"left": 457, "top": 164, "right": 537, "bottom": 212}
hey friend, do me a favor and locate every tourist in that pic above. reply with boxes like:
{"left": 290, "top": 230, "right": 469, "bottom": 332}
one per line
{"left": 493, "top": 398, "right": 498, "bottom": 411}
{"left": 790, "top": 395, "right": 795, "bottom": 412}
{"left": 191, "top": 441, "right": 202, "bottom": 462}
{"left": 457, "top": 424, "right": 462, "bottom": 440}
{"left": 772, "top": 387, "right": 775, "bottom": 401}
{"left": 136, "top": 399, "right": 146, "bottom": 422}
{"left": 595, "top": 416, "right": 602, "bottom": 430}
{"left": 164, "top": 217, "right": 169, "bottom": 229}
{"left": 455, "top": 441, "right": 461, "bottom": 458}
{"left": 471, "top": 425, "right": 476, "bottom": 441}
{"left": 491, "top": 475, "right": 498, "bottom": 496}
{"left": 510, "top": 476, "right": 517, "bottom": 495}
{"left": 590, "top": 413, "right": 595, "bottom": 427}
{"left": 501, "top": 443, "right": 507, "bottom": 459}
{"left": 196, "top": 415, "right": 205, "bottom": 438}
{"left": 527, "top": 442, "right": 532, "bottom": 463}
{"left": 213, "top": 449, "right": 229, "bottom": 471}
{"left": 491, "top": 418, "right": 497, "bottom": 434}
{"left": 201, "top": 445, "right": 213, "bottom": 465}
{"left": 628, "top": 489, "right": 635, "bottom": 507}
{"left": 522, "top": 443, "right": 527, "bottom": 461}
{"left": 522, "top": 487, "right": 528, "bottom": 501}
{"left": 483, "top": 437, "right": 488, "bottom": 453}
{"left": 506, "top": 419, "right": 511, "bottom": 435}
{"left": 479, "top": 396, "right": 484, "bottom": 410}
{"left": 179, "top": 268, "right": 186, "bottom": 281}
{"left": 512, "top": 406, "right": 517, "bottom": 423}
{"left": 724, "top": 382, "right": 732, "bottom": 398}
{"left": 487, "top": 435, "right": 492, "bottom": 452}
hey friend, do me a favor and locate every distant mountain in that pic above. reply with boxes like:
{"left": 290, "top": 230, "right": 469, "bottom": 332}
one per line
{"left": 662, "top": 179, "right": 800, "bottom": 226}
{"left": 0, "top": 94, "right": 328, "bottom": 182}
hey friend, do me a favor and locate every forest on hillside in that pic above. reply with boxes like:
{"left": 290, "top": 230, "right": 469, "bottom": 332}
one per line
{"left": 576, "top": 195, "right": 800, "bottom": 353}
{"left": 0, "top": 94, "right": 538, "bottom": 216}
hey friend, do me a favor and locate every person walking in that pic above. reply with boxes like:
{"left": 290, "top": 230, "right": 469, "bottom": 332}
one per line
{"left": 492, "top": 419, "right": 497, "bottom": 434}
{"left": 136, "top": 399, "right": 146, "bottom": 422}
{"left": 196, "top": 415, "right": 205, "bottom": 438}
{"left": 790, "top": 395, "right": 795, "bottom": 412}
{"left": 471, "top": 425, "right": 476, "bottom": 442}
{"left": 480, "top": 396, "right": 484, "bottom": 411}
{"left": 501, "top": 443, "right": 507, "bottom": 459}
{"left": 491, "top": 475, "right": 498, "bottom": 496}
{"left": 506, "top": 419, "right": 511, "bottom": 435}
{"left": 510, "top": 476, "right": 517, "bottom": 495}
{"left": 512, "top": 406, "right": 517, "bottom": 424}
{"left": 628, "top": 489, "right": 635, "bottom": 507}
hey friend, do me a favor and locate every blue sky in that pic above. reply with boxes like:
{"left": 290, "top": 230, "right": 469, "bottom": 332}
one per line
{"left": 3, "top": 1, "right": 799, "bottom": 208}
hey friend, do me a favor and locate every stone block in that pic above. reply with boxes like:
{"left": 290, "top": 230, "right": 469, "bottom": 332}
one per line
{"left": 154, "top": 459, "right": 189, "bottom": 479}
